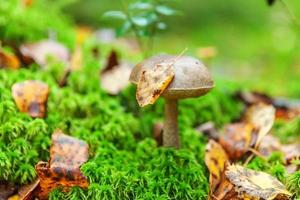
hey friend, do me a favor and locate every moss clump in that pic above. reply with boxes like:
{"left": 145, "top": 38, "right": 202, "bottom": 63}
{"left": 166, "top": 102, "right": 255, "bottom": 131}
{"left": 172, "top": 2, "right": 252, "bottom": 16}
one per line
{"left": 287, "top": 171, "right": 300, "bottom": 199}
{"left": 0, "top": 0, "right": 75, "bottom": 48}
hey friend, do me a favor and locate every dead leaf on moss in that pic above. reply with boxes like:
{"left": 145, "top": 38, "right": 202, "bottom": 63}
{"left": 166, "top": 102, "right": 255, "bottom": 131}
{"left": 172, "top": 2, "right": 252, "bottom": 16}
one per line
{"left": 205, "top": 140, "right": 236, "bottom": 200}
{"left": 100, "top": 50, "right": 132, "bottom": 95}
{"left": 219, "top": 123, "right": 253, "bottom": 160}
{"left": 101, "top": 63, "right": 131, "bottom": 95}
{"left": 244, "top": 103, "right": 275, "bottom": 148}
{"left": 20, "top": 40, "right": 69, "bottom": 67}
{"left": 258, "top": 135, "right": 282, "bottom": 157}
{"left": 282, "top": 144, "right": 300, "bottom": 164}
{"left": 35, "top": 130, "right": 89, "bottom": 199}
{"left": 136, "top": 60, "right": 174, "bottom": 107}
{"left": 226, "top": 164, "right": 291, "bottom": 200}
{"left": 12, "top": 80, "right": 50, "bottom": 118}
{"left": 0, "top": 182, "right": 17, "bottom": 200}
{"left": 196, "top": 121, "right": 219, "bottom": 140}
{"left": 0, "top": 49, "right": 20, "bottom": 69}
{"left": 14, "top": 179, "right": 39, "bottom": 200}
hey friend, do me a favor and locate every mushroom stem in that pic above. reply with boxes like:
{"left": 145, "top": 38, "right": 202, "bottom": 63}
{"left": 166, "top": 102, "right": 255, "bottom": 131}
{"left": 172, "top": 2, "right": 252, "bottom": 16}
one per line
{"left": 163, "top": 98, "right": 180, "bottom": 148}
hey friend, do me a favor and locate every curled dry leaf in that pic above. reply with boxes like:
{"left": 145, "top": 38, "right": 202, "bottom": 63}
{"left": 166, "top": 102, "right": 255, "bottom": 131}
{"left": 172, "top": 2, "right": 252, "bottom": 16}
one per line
{"left": 244, "top": 103, "right": 275, "bottom": 148}
{"left": 13, "top": 179, "right": 40, "bottom": 200}
{"left": 100, "top": 50, "right": 131, "bottom": 95}
{"left": 12, "top": 80, "right": 50, "bottom": 118}
{"left": 0, "top": 50, "right": 20, "bottom": 69}
{"left": 226, "top": 165, "right": 291, "bottom": 200}
{"left": 282, "top": 144, "right": 300, "bottom": 164}
{"left": 35, "top": 130, "right": 89, "bottom": 200}
{"left": 136, "top": 59, "right": 175, "bottom": 107}
{"left": 219, "top": 123, "right": 253, "bottom": 160}
{"left": 258, "top": 135, "right": 282, "bottom": 157}
{"left": 20, "top": 40, "right": 69, "bottom": 67}
{"left": 0, "top": 182, "right": 17, "bottom": 200}
{"left": 205, "top": 140, "right": 236, "bottom": 200}
{"left": 196, "top": 121, "right": 219, "bottom": 141}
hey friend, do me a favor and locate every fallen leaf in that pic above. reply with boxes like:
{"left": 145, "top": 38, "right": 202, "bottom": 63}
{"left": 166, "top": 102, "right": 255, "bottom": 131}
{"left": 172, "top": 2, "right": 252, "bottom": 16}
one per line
{"left": 8, "top": 195, "right": 19, "bottom": 200}
{"left": 12, "top": 80, "right": 50, "bottom": 118}
{"left": 219, "top": 123, "right": 253, "bottom": 160}
{"left": 258, "top": 135, "right": 282, "bottom": 157}
{"left": 236, "top": 91, "right": 273, "bottom": 106}
{"left": 16, "top": 179, "right": 39, "bottom": 200}
{"left": 35, "top": 130, "right": 89, "bottom": 199}
{"left": 244, "top": 103, "right": 275, "bottom": 148}
{"left": 196, "top": 46, "right": 218, "bottom": 59}
{"left": 0, "top": 49, "right": 20, "bottom": 69}
{"left": 0, "top": 182, "right": 17, "bottom": 200}
{"left": 136, "top": 59, "right": 175, "bottom": 107}
{"left": 282, "top": 144, "right": 300, "bottom": 164}
{"left": 205, "top": 140, "right": 236, "bottom": 200}
{"left": 102, "top": 50, "right": 119, "bottom": 73}
{"left": 20, "top": 40, "right": 69, "bottom": 67}
{"left": 101, "top": 63, "right": 131, "bottom": 95}
{"left": 226, "top": 164, "right": 291, "bottom": 200}
{"left": 196, "top": 121, "right": 219, "bottom": 140}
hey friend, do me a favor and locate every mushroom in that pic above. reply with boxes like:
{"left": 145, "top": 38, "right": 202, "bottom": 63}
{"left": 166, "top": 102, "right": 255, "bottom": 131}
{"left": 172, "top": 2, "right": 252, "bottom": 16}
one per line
{"left": 130, "top": 55, "right": 214, "bottom": 148}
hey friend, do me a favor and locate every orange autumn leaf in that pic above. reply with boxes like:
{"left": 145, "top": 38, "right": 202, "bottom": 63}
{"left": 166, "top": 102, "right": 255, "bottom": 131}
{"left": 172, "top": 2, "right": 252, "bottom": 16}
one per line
{"left": 244, "top": 103, "right": 275, "bottom": 148}
{"left": 136, "top": 60, "right": 174, "bottom": 107}
{"left": 219, "top": 123, "right": 253, "bottom": 160}
{"left": 35, "top": 130, "right": 89, "bottom": 199}
{"left": 12, "top": 80, "right": 50, "bottom": 118}
{"left": 205, "top": 140, "right": 236, "bottom": 200}
{"left": 0, "top": 50, "right": 20, "bottom": 69}
{"left": 226, "top": 165, "right": 291, "bottom": 200}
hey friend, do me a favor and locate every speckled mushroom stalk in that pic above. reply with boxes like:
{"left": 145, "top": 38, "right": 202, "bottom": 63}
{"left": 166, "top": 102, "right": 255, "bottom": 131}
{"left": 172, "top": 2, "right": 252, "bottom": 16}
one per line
{"left": 130, "top": 54, "right": 214, "bottom": 149}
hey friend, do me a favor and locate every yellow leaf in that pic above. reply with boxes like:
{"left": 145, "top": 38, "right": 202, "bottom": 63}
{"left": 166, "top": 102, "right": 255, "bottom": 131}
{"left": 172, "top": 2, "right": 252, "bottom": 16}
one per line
{"left": 226, "top": 165, "right": 291, "bottom": 200}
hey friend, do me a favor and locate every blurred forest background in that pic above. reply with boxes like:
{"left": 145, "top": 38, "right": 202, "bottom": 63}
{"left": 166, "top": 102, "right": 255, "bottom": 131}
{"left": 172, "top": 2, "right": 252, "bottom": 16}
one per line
{"left": 64, "top": 0, "right": 300, "bottom": 96}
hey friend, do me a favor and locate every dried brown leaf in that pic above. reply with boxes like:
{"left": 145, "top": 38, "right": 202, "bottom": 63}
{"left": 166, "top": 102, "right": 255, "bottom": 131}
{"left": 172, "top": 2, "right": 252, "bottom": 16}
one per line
{"left": 20, "top": 40, "right": 69, "bottom": 67}
{"left": 12, "top": 80, "right": 50, "bottom": 118}
{"left": 219, "top": 123, "right": 253, "bottom": 160}
{"left": 35, "top": 130, "right": 89, "bottom": 199}
{"left": 226, "top": 165, "right": 291, "bottom": 200}
{"left": 244, "top": 103, "right": 275, "bottom": 148}
{"left": 0, "top": 50, "right": 20, "bottom": 69}
{"left": 205, "top": 140, "right": 236, "bottom": 200}
{"left": 136, "top": 61, "right": 174, "bottom": 107}
{"left": 101, "top": 63, "right": 131, "bottom": 95}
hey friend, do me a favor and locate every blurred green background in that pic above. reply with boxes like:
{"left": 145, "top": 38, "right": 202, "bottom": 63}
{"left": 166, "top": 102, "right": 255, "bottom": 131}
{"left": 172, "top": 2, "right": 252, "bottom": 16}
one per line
{"left": 65, "top": 0, "right": 300, "bottom": 96}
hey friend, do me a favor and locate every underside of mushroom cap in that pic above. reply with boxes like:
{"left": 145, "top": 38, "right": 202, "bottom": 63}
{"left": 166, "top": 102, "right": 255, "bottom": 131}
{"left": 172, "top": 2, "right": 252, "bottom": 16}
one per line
{"left": 130, "top": 54, "right": 214, "bottom": 99}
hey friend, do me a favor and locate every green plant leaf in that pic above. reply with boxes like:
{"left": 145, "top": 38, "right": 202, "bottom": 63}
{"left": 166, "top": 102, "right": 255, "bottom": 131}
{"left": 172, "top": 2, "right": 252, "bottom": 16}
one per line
{"left": 129, "top": 2, "right": 153, "bottom": 10}
{"left": 155, "top": 5, "right": 180, "bottom": 16}
{"left": 102, "top": 11, "right": 127, "bottom": 21}
{"left": 116, "top": 21, "right": 132, "bottom": 37}
{"left": 131, "top": 16, "right": 149, "bottom": 26}
{"left": 157, "top": 22, "right": 167, "bottom": 30}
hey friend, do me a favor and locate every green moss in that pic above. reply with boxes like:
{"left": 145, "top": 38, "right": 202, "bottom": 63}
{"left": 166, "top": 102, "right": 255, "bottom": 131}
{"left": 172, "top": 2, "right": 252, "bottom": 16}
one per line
{"left": 287, "top": 171, "right": 300, "bottom": 199}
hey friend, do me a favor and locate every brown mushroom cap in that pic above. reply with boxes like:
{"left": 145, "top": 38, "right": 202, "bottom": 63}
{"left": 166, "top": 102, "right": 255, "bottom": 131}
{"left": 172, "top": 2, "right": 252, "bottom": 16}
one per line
{"left": 130, "top": 54, "right": 214, "bottom": 99}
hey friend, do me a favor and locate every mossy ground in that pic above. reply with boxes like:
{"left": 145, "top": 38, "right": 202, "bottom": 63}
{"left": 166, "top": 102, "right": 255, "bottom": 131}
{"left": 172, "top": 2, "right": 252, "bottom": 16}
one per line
{"left": 0, "top": 1, "right": 299, "bottom": 199}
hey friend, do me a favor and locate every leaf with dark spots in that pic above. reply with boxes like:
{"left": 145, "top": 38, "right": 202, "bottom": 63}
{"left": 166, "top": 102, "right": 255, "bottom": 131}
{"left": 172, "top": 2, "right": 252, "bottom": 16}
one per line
{"left": 226, "top": 165, "right": 291, "bottom": 199}
{"left": 12, "top": 80, "right": 49, "bottom": 118}
{"left": 205, "top": 140, "right": 236, "bottom": 200}
{"left": 35, "top": 130, "right": 89, "bottom": 199}
{"left": 219, "top": 123, "right": 253, "bottom": 160}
